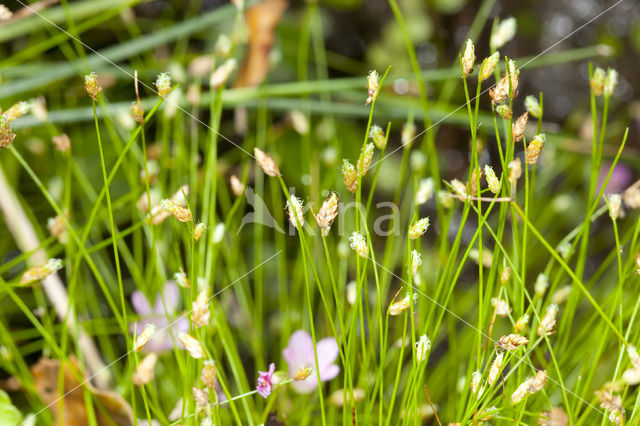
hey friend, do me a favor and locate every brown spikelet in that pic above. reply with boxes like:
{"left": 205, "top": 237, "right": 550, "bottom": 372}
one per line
{"left": 314, "top": 192, "right": 339, "bottom": 236}
{"left": 230, "top": 175, "right": 245, "bottom": 197}
{"left": 512, "top": 112, "right": 528, "bottom": 142}
{"left": 497, "top": 334, "right": 529, "bottom": 350}
{"left": 254, "top": 147, "right": 281, "bottom": 177}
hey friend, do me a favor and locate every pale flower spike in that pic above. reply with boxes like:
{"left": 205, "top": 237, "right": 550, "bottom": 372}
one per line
{"left": 286, "top": 196, "right": 305, "bottom": 229}
{"left": 349, "top": 232, "right": 368, "bottom": 258}
{"left": 415, "top": 335, "right": 431, "bottom": 363}
{"left": 408, "top": 217, "right": 430, "bottom": 239}
{"left": 84, "top": 72, "right": 102, "bottom": 100}
{"left": 155, "top": 73, "right": 172, "bottom": 97}
{"left": 365, "top": 70, "right": 379, "bottom": 105}
{"left": 462, "top": 39, "right": 475, "bottom": 77}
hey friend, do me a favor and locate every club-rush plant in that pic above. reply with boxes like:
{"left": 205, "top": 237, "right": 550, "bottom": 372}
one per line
{"left": 0, "top": 0, "right": 639, "bottom": 425}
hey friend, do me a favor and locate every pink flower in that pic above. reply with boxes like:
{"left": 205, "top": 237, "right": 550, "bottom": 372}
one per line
{"left": 282, "top": 330, "right": 340, "bottom": 394}
{"left": 256, "top": 363, "right": 275, "bottom": 398}
{"left": 130, "top": 281, "right": 189, "bottom": 353}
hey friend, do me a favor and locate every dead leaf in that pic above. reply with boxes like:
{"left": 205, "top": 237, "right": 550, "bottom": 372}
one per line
{"left": 233, "top": 0, "right": 288, "bottom": 88}
{"left": 31, "top": 357, "right": 133, "bottom": 426}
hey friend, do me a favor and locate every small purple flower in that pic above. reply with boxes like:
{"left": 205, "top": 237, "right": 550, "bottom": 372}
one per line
{"left": 256, "top": 363, "right": 275, "bottom": 398}
{"left": 130, "top": 281, "right": 189, "bottom": 353}
{"left": 282, "top": 330, "right": 340, "bottom": 394}
{"left": 597, "top": 162, "right": 632, "bottom": 195}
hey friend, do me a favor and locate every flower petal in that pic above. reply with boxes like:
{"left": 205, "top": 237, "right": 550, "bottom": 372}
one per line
{"left": 316, "top": 337, "right": 339, "bottom": 368}
{"left": 154, "top": 280, "right": 180, "bottom": 314}
{"left": 283, "top": 330, "right": 314, "bottom": 366}
{"left": 131, "top": 290, "right": 152, "bottom": 315}
{"left": 319, "top": 364, "right": 340, "bottom": 382}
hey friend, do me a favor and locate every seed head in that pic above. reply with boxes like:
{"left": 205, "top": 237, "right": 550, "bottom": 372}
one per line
{"left": 4, "top": 101, "right": 30, "bottom": 121}
{"left": 229, "top": 175, "right": 244, "bottom": 197}
{"left": 47, "top": 213, "right": 68, "bottom": 243}
{"left": 451, "top": 179, "right": 468, "bottom": 198}
{"left": 315, "top": 192, "right": 339, "bottom": 236}
{"left": 500, "top": 266, "right": 512, "bottom": 285}
{"left": 487, "top": 352, "right": 504, "bottom": 386}
{"left": 538, "top": 407, "right": 569, "bottom": 426}
{"left": 467, "top": 167, "right": 480, "bottom": 196}
{"left": 498, "top": 334, "right": 529, "bottom": 350}
{"left": 133, "top": 353, "right": 158, "bottom": 386}
{"left": 20, "top": 258, "right": 63, "bottom": 285}
{"left": 525, "top": 133, "right": 546, "bottom": 165}
{"left": 491, "top": 297, "right": 511, "bottom": 317}
{"left": 511, "top": 379, "right": 530, "bottom": 405}
{"left": 389, "top": 292, "right": 413, "bottom": 316}
{"left": 623, "top": 181, "right": 640, "bottom": 208}
{"left": 608, "top": 194, "right": 622, "bottom": 220}
{"left": 629, "top": 345, "right": 640, "bottom": 371}
{"left": 490, "top": 63, "right": 519, "bottom": 104}
{"left": 528, "top": 370, "right": 548, "bottom": 393}
{"left": 410, "top": 250, "right": 422, "bottom": 275}
{"left": 484, "top": 165, "right": 501, "bottom": 194}
{"left": 401, "top": 122, "right": 416, "bottom": 147}
{"left": 174, "top": 268, "right": 191, "bottom": 288}
{"left": 254, "top": 147, "right": 281, "bottom": 177}
{"left": 349, "top": 232, "right": 368, "bottom": 258}
{"left": 604, "top": 68, "right": 618, "bottom": 97}
{"left": 462, "top": 39, "right": 475, "bottom": 77}
{"left": 161, "top": 199, "right": 192, "bottom": 222}
{"left": 512, "top": 112, "right": 528, "bottom": 142}
{"left": 357, "top": 143, "right": 375, "bottom": 176}
{"left": 537, "top": 304, "right": 559, "bottom": 336}
{"left": 508, "top": 158, "right": 522, "bottom": 183}
{"left": 408, "top": 217, "right": 430, "bottom": 240}
{"left": 514, "top": 314, "right": 529, "bottom": 333}
{"left": 342, "top": 160, "right": 358, "bottom": 193}
{"left": 415, "top": 178, "right": 435, "bottom": 205}
{"left": 0, "top": 5, "right": 12, "bottom": 21}
{"left": 0, "top": 115, "right": 16, "bottom": 148}
{"left": 150, "top": 185, "right": 189, "bottom": 224}
{"left": 192, "top": 387, "right": 210, "bottom": 412}
{"left": 131, "top": 101, "right": 144, "bottom": 124}
{"left": 215, "top": 34, "right": 232, "bottom": 58}
{"left": 415, "top": 335, "right": 431, "bottom": 363}
{"left": 597, "top": 390, "right": 624, "bottom": 425}
{"left": 52, "top": 133, "right": 71, "bottom": 152}
{"left": 134, "top": 324, "right": 157, "bottom": 352}
{"left": 191, "top": 289, "right": 210, "bottom": 328}
{"left": 210, "top": 59, "right": 237, "bottom": 89}
{"left": 194, "top": 222, "right": 207, "bottom": 243}
{"left": 365, "top": 70, "right": 379, "bottom": 105}
{"left": 490, "top": 17, "right": 517, "bottom": 50}
{"left": 590, "top": 67, "right": 606, "bottom": 96}
{"left": 470, "top": 371, "right": 482, "bottom": 394}
{"left": 535, "top": 273, "right": 549, "bottom": 295}
{"left": 84, "top": 72, "right": 102, "bottom": 100}
{"left": 525, "top": 96, "right": 541, "bottom": 118}
{"left": 155, "top": 73, "right": 172, "bottom": 97}
{"left": 496, "top": 104, "right": 512, "bottom": 120}
{"left": 369, "top": 125, "right": 386, "bottom": 150}
{"left": 479, "top": 52, "right": 500, "bottom": 82}
{"left": 286, "top": 196, "right": 305, "bottom": 229}
{"left": 329, "top": 388, "right": 365, "bottom": 407}
{"left": 289, "top": 110, "right": 309, "bottom": 135}
{"left": 180, "top": 333, "right": 205, "bottom": 359}
{"left": 201, "top": 361, "right": 217, "bottom": 388}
